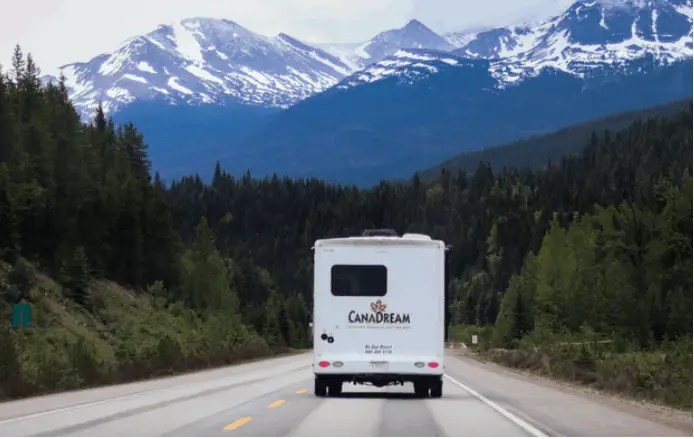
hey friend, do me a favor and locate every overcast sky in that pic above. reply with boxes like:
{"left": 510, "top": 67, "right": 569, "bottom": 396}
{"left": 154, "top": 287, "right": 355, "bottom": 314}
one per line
{"left": 0, "top": 0, "right": 573, "bottom": 74}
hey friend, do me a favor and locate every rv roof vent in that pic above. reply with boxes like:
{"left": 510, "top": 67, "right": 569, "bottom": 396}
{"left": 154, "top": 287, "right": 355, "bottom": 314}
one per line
{"left": 362, "top": 229, "right": 399, "bottom": 237}
{"left": 402, "top": 233, "right": 432, "bottom": 240}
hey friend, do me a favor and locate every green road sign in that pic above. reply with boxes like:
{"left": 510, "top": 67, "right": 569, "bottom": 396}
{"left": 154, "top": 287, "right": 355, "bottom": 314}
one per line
{"left": 12, "top": 303, "right": 32, "bottom": 328}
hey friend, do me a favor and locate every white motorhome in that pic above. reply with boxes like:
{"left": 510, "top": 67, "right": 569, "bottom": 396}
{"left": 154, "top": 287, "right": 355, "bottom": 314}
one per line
{"left": 311, "top": 229, "right": 448, "bottom": 398}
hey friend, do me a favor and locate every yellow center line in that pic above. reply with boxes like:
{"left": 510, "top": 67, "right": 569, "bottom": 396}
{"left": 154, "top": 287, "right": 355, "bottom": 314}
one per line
{"left": 224, "top": 417, "right": 252, "bottom": 430}
{"left": 268, "top": 399, "right": 286, "bottom": 408}
{"left": 296, "top": 388, "right": 308, "bottom": 394}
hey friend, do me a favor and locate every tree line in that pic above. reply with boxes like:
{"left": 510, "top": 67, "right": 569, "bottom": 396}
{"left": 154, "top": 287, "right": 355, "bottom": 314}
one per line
{"left": 0, "top": 47, "right": 691, "bottom": 402}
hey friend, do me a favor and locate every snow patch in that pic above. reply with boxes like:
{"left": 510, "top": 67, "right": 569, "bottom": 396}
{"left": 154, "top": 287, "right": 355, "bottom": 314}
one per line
{"left": 137, "top": 61, "right": 157, "bottom": 73}
{"left": 120, "top": 73, "right": 148, "bottom": 84}
{"left": 171, "top": 21, "right": 205, "bottom": 64}
{"left": 308, "top": 52, "right": 351, "bottom": 76}
{"left": 167, "top": 76, "right": 193, "bottom": 95}
{"left": 411, "top": 62, "right": 438, "bottom": 72}
{"left": 444, "top": 32, "right": 477, "bottom": 48}
{"left": 99, "top": 50, "right": 132, "bottom": 76}
{"left": 354, "top": 41, "right": 372, "bottom": 59}
{"left": 151, "top": 86, "right": 171, "bottom": 95}
{"left": 185, "top": 65, "right": 225, "bottom": 84}
{"left": 144, "top": 36, "right": 167, "bottom": 51}
{"left": 105, "top": 87, "right": 134, "bottom": 101}
{"left": 440, "top": 58, "right": 459, "bottom": 65}
{"left": 239, "top": 66, "right": 273, "bottom": 85}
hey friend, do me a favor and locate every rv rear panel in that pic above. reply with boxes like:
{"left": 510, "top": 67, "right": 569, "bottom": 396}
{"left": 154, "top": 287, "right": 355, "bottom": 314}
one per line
{"left": 312, "top": 235, "right": 446, "bottom": 397}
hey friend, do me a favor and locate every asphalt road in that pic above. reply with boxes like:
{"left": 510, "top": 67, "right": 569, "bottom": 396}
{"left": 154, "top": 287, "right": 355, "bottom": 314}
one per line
{"left": 0, "top": 351, "right": 689, "bottom": 437}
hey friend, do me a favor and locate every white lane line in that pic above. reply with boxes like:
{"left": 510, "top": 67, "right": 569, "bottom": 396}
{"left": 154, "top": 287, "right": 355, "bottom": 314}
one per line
{"left": 444, "top": 374, "right": 547, "bottom": 437}
{"left": 0, "top": 390, "right": 161, "bottom": 426}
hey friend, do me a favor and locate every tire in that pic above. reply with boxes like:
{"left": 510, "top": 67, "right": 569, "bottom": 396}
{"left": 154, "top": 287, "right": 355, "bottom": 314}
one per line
{"left": 430, "top": 379, "right": 443, "bottom": 398}
{"left": 314, "top": 376, "right": 327, "bottom": 397}
{"left": 328, "top": 381, "right": 343, "bottom": 397}
{"left": 413, "top": 382, "right": 429, "bottom": 398}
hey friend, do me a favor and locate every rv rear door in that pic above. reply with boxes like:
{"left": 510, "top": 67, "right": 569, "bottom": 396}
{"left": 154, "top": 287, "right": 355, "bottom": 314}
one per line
{"left": 313, "top": 243, "right": 444, "bottom": 361}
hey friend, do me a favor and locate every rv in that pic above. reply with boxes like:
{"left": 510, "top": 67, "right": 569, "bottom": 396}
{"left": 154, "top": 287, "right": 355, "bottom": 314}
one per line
{"left": 311, "top": 229, "right": 448, "bottom": 398}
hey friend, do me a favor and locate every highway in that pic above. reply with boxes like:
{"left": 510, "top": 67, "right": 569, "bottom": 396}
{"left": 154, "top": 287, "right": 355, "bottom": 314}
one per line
{"left": 0, "top": 350, "right": 689, "bottom": 437}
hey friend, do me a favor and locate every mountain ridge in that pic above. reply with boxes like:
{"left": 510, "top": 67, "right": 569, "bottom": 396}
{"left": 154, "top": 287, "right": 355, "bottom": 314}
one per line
{"left": 43, "top": 17, "right": 353, "bottom": 118}
{"left": 46, "top": 0, "right": 692, "bottom": 120}
{"left": 40, "top": 0, "right": 694, "bottom": 186}
{"left": 217, "top": 53, "right": 692, "bottom": 186}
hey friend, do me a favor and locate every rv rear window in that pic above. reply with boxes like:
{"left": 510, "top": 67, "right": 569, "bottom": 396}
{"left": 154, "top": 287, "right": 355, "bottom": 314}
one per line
{"left": 330, "top": 265, "right": 387, "bottom": 297}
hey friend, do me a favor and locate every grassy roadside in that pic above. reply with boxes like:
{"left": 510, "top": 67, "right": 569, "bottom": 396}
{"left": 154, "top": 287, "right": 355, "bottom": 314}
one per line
{"left": 0, "top": 260, "right": 305, "bottom": 403}
{"left": 448, "top": 325, "right": 693, "bottom": 410}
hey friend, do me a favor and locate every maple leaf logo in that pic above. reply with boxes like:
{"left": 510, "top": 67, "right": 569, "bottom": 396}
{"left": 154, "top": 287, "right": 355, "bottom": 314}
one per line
{"left": 370, "top": 299, "right": 387, "bottom": 313}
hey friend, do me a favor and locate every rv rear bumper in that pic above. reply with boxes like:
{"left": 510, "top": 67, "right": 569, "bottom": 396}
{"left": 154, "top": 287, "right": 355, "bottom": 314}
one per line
{"left": 314, "top": 372, "right": 442, "bottom": 388}
{"left": 315, "top": 372, "right": 442, "bottom": 381}
{"left": 313, "top": 356, "right": 444, "bottom": 376}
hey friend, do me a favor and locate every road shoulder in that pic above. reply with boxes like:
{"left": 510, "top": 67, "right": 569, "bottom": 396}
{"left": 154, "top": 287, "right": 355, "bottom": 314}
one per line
{"left": 0, "top": 351, "right": 311, "bottom": 423}
{"left": 448, "top": 348, "right": 692, "bottom": 435}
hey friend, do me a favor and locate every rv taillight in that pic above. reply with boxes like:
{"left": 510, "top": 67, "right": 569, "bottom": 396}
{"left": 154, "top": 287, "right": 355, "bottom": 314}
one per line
{"left": 332, "top": 361, "right": 344, "bottom": 368}
{"left": 318, "top": 361, "right": 330, "bottom": 368}
{"left": 428, "top": 362, "right": 439, "bottom": 368}
{"left": 414, "top": 362, "right": 425, "bottom": 368}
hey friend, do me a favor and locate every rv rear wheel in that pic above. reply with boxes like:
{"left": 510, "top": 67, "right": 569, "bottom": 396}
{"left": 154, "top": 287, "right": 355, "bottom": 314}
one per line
{"left": 328, "top": 381, "right": 343, "bottom": 397}
{"left": 430, "top": 379, "right": 443, "bottom": 398}
{"left": 314, "top": 376, "right": 327, "bottom": 397}
{"left": 413, "top": 382, "right": 429, "bottom": 398}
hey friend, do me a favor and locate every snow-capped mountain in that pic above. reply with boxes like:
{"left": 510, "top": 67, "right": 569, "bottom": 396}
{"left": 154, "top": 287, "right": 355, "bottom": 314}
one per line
{"left": 44, "top": 18, "right": 353, "bottom": 118}
{"left": 336, "top": 50, "right": 466, "bottom": 89}
{"left": 337, "top": 0, "right": 692, "bottom": 90}
{"left": 47, "top": 17, "right": 461, "bottom": 120}
{"left": 222, "top": 0, "right": 692, "bottom": 186}
{"left": 457, "top": 0, "right": 693, "bottom": 77}
{"left": 347, "top": 19, "right": 456, "bottom": 65}
{"left": 442, "top": 31, "right": 480, "bottom": 48}
{"left": 45, "top": 0, "right": 692, "bottom": 126}
{"left": 311, "top": 20, "right": 465, "bottom": 72}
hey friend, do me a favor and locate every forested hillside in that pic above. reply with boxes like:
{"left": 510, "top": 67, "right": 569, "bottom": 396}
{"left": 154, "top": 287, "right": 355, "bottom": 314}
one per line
{"left": 420, "top": 98, "right": 693, "bottom": 180}
{"left": 0, "top": 46, "right": 306, "bottom": 400}
{"left": 0, "top": 48, "right": 691, "bottom": 407}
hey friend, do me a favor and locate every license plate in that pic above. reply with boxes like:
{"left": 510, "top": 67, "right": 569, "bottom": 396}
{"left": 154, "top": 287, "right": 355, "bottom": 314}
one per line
{"left": 371, "top": 361, "right": 389, "bottom": 370}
